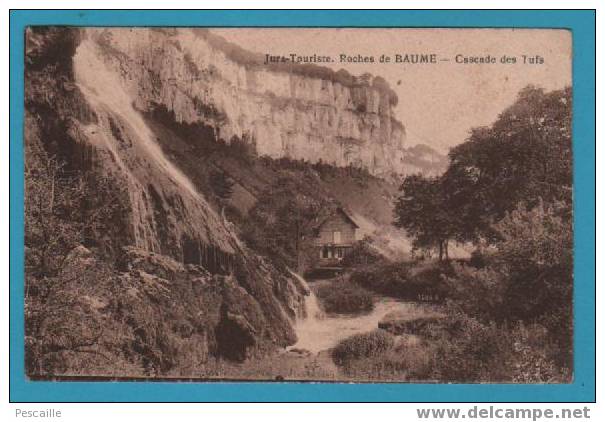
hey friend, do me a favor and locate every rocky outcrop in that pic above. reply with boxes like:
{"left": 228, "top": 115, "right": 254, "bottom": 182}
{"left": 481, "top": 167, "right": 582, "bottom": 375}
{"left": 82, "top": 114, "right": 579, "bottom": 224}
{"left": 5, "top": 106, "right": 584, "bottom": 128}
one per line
{"left": 79, "top": 27, "right": 407, "bottom": 178}
{"left": 29, "top": 244, "right": 305, "bottom": 377}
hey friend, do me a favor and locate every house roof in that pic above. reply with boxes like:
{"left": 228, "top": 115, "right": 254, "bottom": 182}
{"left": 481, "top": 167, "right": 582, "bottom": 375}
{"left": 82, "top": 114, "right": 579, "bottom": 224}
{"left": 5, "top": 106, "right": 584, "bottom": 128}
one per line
{"left": 316, "top": 207, "right": 360, "bottom": 230}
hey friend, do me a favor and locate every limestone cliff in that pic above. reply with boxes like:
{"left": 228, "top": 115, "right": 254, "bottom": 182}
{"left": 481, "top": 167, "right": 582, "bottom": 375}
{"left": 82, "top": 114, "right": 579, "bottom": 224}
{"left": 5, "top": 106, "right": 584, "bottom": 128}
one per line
{"left": 84, "top": 28, "right": 406, "bottom": 178}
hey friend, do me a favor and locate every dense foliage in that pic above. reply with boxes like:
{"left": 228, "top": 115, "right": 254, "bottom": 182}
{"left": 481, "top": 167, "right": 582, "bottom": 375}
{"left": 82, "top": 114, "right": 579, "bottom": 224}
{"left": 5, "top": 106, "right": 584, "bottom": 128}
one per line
{"left": 350, "top": 261, "right": 451, "bottom": 302}
{"left": 446, "top": 201, "right": 573, "bottom": 368}
{"left": 393, "top": 175, "right": 455, "bottom": 260}
{"left": 332, "top": 330, "right": 394, "bottom": 365}
{"left": 394, "top": 86, "right": 571, "bottom": 251}
{"left": 388, "top": 85, "right": 573, "bottom": 380}
{"left": 241, "top": 174, "right": 332, "bottom": 271}
{"left": 413, "top": 311, "right": 570, "bottom": 383}
{"left": 444, "top": 86, "right": 571, "bottom": 242}
{"left": 341, "top": 236, "right": 385, "bottom": 267}
{"left": 315, "top": 282, "right": 374, "bottom": 314}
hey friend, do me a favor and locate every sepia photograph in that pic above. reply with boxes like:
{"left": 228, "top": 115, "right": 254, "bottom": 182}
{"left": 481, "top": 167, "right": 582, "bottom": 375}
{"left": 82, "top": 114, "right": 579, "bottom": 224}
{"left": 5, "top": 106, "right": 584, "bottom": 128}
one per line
{"left": 23, "top": 26, "right": 573, "bottom": 383}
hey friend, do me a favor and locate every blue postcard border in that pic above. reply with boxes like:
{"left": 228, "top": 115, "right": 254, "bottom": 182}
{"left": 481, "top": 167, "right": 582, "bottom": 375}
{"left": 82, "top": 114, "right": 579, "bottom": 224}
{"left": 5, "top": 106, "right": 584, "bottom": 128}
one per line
{"left": 9, "top": 9, "right": 596, "bottom": 403}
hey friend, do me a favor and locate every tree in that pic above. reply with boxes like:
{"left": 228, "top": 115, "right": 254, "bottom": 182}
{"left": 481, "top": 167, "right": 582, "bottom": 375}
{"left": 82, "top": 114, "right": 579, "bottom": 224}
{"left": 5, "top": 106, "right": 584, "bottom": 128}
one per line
{"left": 242, "top": 175, "right": 330, "bottom": 270}
{"left": 25, "top": 148, "right": 128, "bottom": 375}
{"left": 393, "top": 175, "right": 456, "bottom": 260}
{"left": 25, "top": 149, "right": 129, "bottom": 277}
{"left": 494, "top": 202, "right": 572, "bottom": 340}
{"left": 447, "top": 201, "right": 573, "bottom": 368}
{"left": 441, "top": 86, "right": 572, "bottom": 243}
{"left": 25, "top": 154, "right": 80, "bottom": 278}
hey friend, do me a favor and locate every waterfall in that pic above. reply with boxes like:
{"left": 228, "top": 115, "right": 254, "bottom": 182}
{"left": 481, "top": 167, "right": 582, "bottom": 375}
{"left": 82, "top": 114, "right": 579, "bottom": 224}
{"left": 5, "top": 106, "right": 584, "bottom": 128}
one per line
{"left": 73, "top": 37, "right": 200, "bottom": 199}
{"left": 287, "top": 271, "right": 330, "bottom": 353}
{"left": 287, "top": 271, "right": 412, "bottom": 354}
{"left": 72, "top": 35, "right": 241, "bottom": 256}
{"left": 288, "top": 270, "right": 324, "bottom": 321}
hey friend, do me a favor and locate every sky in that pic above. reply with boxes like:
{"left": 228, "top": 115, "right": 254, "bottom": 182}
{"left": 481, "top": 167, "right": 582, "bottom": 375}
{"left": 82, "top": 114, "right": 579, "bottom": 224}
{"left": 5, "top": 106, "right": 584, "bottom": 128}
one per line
{"left": 212, "top": 28, "right": 571, "bottom": 154}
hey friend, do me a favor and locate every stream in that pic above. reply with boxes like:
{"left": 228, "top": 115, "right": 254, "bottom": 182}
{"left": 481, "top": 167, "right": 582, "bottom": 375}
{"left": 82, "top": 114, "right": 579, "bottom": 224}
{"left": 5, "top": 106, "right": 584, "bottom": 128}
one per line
{"left": 288, "top": 273, "right": 416, "bottom": 354}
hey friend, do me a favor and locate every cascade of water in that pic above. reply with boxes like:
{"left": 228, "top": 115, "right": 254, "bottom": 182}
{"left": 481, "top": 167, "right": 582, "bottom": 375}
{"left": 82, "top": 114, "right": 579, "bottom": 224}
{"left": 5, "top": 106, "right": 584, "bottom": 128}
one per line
{"left": 288, "top": 270, "right": 324, "bottom": 321}
{"left": 287, "top": 272, "right": 412, "bottom": 354}
{"left": 73, "top": 37, "right": 200, "bottom": 199}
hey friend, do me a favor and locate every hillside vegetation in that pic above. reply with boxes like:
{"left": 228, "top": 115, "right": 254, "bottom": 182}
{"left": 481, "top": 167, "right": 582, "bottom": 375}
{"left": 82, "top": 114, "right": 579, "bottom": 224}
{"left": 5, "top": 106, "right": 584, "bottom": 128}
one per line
{"left": 142, "top": 104, "right": 407, "bottom": 271}
{"left": 334, "top": 86, "right": 573, "bottom": 382}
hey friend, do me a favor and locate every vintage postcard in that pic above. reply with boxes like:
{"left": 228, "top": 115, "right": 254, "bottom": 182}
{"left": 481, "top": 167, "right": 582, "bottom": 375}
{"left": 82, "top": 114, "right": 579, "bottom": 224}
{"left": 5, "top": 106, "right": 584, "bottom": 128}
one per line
{"left": 23, "top": 26, "right": 573, "bottom": 383}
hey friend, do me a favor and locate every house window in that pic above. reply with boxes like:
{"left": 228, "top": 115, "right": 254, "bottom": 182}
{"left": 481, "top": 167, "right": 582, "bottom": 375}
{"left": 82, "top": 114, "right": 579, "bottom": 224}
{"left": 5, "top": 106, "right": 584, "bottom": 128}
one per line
{"left": 321, "top": 247, "right": 329, "bottom": 259}
{"left": 333, "top": 231, "right": 341, "bottom": 244}
{"left": 336, "top": 248, "right": 344, "bottom": 259}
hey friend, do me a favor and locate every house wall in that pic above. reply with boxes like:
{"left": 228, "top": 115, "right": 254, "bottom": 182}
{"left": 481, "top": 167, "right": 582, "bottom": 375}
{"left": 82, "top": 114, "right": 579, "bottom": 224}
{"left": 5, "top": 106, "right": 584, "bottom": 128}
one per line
{"left": 316, "top": 214, "right": 357, "bottom": 245}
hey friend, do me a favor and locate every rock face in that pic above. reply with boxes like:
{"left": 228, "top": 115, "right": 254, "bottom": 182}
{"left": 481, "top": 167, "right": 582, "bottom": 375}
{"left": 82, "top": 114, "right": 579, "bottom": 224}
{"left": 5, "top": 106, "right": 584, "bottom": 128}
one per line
{"left": 31, "top": 244, "right": 306, "bottom": 376}
{"left": 80, "top": 28, "right": 406, "bottom": 178}
{"left": 24, "top": 27, "right": 309, "bottom": 375}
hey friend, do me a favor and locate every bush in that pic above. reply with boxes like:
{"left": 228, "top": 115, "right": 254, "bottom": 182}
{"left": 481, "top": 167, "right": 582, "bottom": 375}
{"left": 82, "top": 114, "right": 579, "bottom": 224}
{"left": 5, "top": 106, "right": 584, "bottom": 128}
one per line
{"left": 445, "top": 264, "right": 507, "bottom": 322}
{"left": 330, "top": 312, "right": 570, "bottom": 382}
{"left": 469, "top": 249, "right": 488, "bottom": 268}
{"left": 407, "top": 263, "right": 453, "bottom": 302}
{"left": 338, "top": 342, "right": 432, "bottom": 381}
{"left": 446, "top": 202, "right": 573, "bottom": 369}
{"left": 417, "top": 312, "right": 570, "bottom": 383}
{"left": 350, "top": 261, "right": 450, "bottom": 301}
{"left": 241, "top": 174, "right": 332, "bottom": 270}
{"left": 331, "top": 330, "right": 433, "bottom": 381}
{"left": 341, "top": 237, "right": 384, "bottom": 268}
{"left": 315, "top": 282, "right": 373, "bottom": 314}
{"left": 350, "top": 262, "right": 411, "bottom": 297}
{"left": 422, "top": 312, "right": 512, "bottom": 382}
{"left": 332, "top": 330, "right": 394, "bottom": 365}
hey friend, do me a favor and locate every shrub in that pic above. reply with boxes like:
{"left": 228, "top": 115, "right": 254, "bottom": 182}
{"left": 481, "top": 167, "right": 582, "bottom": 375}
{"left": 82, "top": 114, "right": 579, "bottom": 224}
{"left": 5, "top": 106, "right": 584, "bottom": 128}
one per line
{"left": 330, "top": 313, "right": 570, "bottom": 382}
{"left": 446, "top": 202, "right": 573, "bottom": 369}
{"left": 341, "top": 237, "right": 384, "bottom": 268}
{"left": 338, "top": 342, "right": 432, "bottom": 381}
{"left": 469, "top": 249, "right": 488, "bottom": 268}
{"left": 350, "top": 261, "right": 450, "bottom": 301}
{"left": 445, "top": 264, "right": 507, "bottom": 322}
{"left": 422, "top": 312, "right": 512, "bottom": 382}
{"left": 417, "top": 312, "right": 570, "bottom": 383}
{"left": 315, "top": 282, "right": 373, "bottom": 314}
{"left": 332, "top": 330, "right": 394, "bottom": 365}
{"left": 350, "top": 262, "right": 411, "bottom": 297}
{"left": 407, "top": 263, "right": 453, "bottom": 302}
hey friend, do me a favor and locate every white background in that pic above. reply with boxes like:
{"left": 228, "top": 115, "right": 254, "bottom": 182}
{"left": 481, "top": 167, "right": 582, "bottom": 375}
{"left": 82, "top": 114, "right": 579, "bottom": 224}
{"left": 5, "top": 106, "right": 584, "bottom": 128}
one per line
{"left": 1, "top": 2, "right": 601, "bottom": 421}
